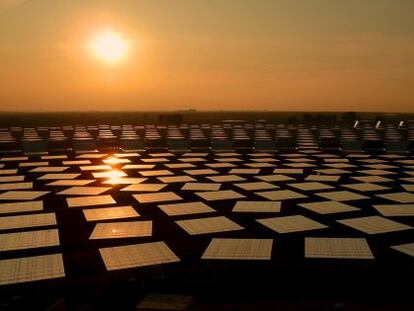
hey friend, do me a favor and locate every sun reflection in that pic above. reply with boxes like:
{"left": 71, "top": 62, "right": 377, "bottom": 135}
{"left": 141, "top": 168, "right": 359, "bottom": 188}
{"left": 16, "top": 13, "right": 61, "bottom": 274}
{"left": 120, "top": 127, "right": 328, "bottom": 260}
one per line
{"left": 98, "top": 169, "right": 126, "bottom": 180}
{"left": 103, "top": 157, "right": 125, "bottom": 164}
{"left": 105, "top": 177, "right": 127, "bottom": 185}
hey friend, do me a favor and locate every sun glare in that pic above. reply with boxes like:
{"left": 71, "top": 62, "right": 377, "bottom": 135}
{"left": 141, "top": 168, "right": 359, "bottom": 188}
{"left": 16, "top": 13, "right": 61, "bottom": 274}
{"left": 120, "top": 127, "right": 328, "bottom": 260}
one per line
{"left": 104, "top": 170, "right": 126, "bottom": 179}
{"left": 88, "top": 30, "right": 130, "bottom": 65}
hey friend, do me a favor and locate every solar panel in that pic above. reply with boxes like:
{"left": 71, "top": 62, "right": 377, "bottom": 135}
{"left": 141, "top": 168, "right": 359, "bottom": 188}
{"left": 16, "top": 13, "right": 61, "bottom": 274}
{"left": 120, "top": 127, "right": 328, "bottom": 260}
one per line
{"left": 181, "top": 183, "right": 221, "bottom": 191}
{"left": 113, "top": 153, "right": 140, "bottom": 158}
{"left": 341, "top": 183, "right": 390, "bottom": 192}
{"left": 157, "top": 176, "right": 196, "bottom": 183}
{"left": 83, "top": 206, "right": 139, "bottom": 221}
{"left": 139, "top": 170, "right": 174, "bottom": 177}
{"left": 29, "top": 167, "right": 69, "bottom": 173}
{"left": 215, "top": 157, "right": 242, "bottom": 163}
{"left": 244, "top": 162, "right": 276, "bottom": 168}
{"left": 373, "top": 204, "right": 414, "bottom": 216}
{"left": 90, "top": 221, "right": 152, "bottom": 239}
{"left": 92, "top": 171, "right": 127, "bottom": 178}
{"left": 363, "top": 164, "right": 397, "bottom": 170}
{"left": 0, "top": 182, "right": 33, "bottom": 191}
{"left": 76, "top": 153, "right": 107, "bottom": 159}
{"left": 99, "top": 242, "right": 179, "bottom": 271}
{"left": 337, "top": 216, "right": 412, "bottom": 234}
{"left": 316, "top": 190, "right": 369, "bottom": 201}
{"left": 195, "top": 190, "right": 246, "bottom": 201}
{"left": 391, "top": 243, "right": 414, "bottom": 258}
{"left": 273, "top": 168, "right": 303, "bottom": 174}
{"left": 257, "top": 215, "right": 327, "bottom": 233}
{"left": 288, "top": 182, "right": 333, "bottom": 191}
{"left": 46, "top": 180, "right": 95, "bottom": 186}
{"left": 207, "top": 175, "right": 246, "bottom": 182}
{"left": 67, "top": 195, "right": 116, "bottom": 208}
{"left": 1, "top": 156, "right": 29, "bottom": 162}
{"left": 305, "top": 237, "right": 374, "bottom": 259}
{"left": 202, "top": 238, "right": 273, "bottom": 260}
{"left": 350, "top": 176, "right": 393, "bottom": 183}
{"left": 63, "top": 160, "right": 91, "bottom": 165}
{"left": 215, "top": 152, "right": 240, "bottom": 157}
{"left": 183, "top": 169, "right": 218, "bottom": 176}
{"left": 255, "top": 174, "right": 295, "bottom": 182}
{"left": 141, "top": 158, "right": 170, "bottom": 163}
{"left": 285, "top": 163, "right": 315, "bottom": 168}
{"left": 165, "top": 163, "right": 196, "bottom": 169}
{"left": 205, "top": 163, "right": 236, "bottom": 168}
{"left": 400, "top": 177, "right": 414, "bottom": 183}
{"left": 234, "top": 182, "right": 278, "bottom": 191}
{"left": 0, "top": 229, "right": 59, "bottom": 252}
{"left": 133, "top": 192, "right": 183, "bottom": 203}
{"left": 298, "top": 201, "right": 360, "bottom": 214}
{"left": 103, "top": 158, "right": 131, "bottom": 164}
{"left": 178, "top": 157, "right": 206, "bottom": 163}
{"left": 57, "top": 186, "right": 111, "bottom": 196}
{"left": 37, "top": 173, "right": 81, "bottom": 180}
{"left": 256, "top": 190, "right": 307, "bottom": 201}
{"left": 0, "top": 169, "right": 18, "bottom": 175}
{"left": 402, "top": 184, "right": 414, "bottom": 192}
{"left": 182, "top": 152, "right": 208, "bottom": 157}
{"left": 19, "top": 161, "right": 49, "bottom": 167}
{"left": 41, "top": 155, "right": 67, "bottom": 160}
{"left": 357, "top": 169, "right": 395, "bottom": 176}
{"left": 323, "top": 158, "right": 349, "bottom": 163}
{"left": 80, "top": 165, "right": 112, "bottom": 171}
{"left": 122, "top": 183, "right": 167, "bottom": 192}
{"left": 175, "top": 216, "right": 243, "bottom": 235}
{"left": 229, "top": 168, "right": 260, "bottom": 175}
{"left": 248, "top": 153, "right": 273, "bottom": 157}
{"left": 122, "top": 164, "right": 155, "bottom": 170}
{"left": 0, "top": 200, "right": 43, "bottom": 215}
{"left": 376, "top": 192, "right": 414, "bottom": 203}
{"left": 0, "top": 253, "right": 65, "bottom": 285}
{"left": 102, "top": 177, "right": 147, "bottom": 185}
{"left": 0, "top": 213, "right": 56, "bottom": 230}
{"left": 0, "top": 175, "right": 25, "bottom": 183}
{"left": 158, "top": 201, "right": 215, "bottom": 216}
{"left": 251, "top": 157, "right": 278, "bottom": 163}
{"left": 232, "top": 201, "right": 281, "bottom": 213}
{"left": 314, "top": 169, "right": 350, "bottom": 175}
{"left": 323, "top": 163, "right": 355, "bottom": 169}
{"left": 0, "top": 190, "right": 49, "bottom": 200}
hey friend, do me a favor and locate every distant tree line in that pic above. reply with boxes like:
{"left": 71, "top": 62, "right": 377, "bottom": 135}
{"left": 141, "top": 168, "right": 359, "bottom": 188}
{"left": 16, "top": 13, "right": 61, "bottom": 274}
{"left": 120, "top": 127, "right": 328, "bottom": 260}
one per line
{"left": 158, "top": 113, "right": 184, "bottom": 124}
{"left": 293, "top": 112, "right": 358, "bottom": 125}
{"left": 301, "top": 113, "right": 337, "bottom": 125}
{"left": 341, "top": 112, "right": 358, "bottom": 124}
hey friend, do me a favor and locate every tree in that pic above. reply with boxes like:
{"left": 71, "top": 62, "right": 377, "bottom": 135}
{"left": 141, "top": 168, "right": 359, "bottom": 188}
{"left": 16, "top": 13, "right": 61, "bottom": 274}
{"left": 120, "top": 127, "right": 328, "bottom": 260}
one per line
{"left": 341, "top": 112, "right": 357, "bottom": 124}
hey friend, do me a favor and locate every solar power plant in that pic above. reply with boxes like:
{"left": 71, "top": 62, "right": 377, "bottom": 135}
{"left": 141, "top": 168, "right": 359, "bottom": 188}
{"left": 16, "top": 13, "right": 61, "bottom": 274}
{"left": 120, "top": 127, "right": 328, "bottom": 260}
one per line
{"left": 0, "top": 121, "right": 413, "bottom": 310}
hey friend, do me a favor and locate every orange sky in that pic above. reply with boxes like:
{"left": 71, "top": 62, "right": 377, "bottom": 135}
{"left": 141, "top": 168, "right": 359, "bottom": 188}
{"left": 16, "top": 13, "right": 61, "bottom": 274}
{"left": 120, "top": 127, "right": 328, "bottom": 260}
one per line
{"left": 1, "top": 0, "right": 414, "bottom": 112}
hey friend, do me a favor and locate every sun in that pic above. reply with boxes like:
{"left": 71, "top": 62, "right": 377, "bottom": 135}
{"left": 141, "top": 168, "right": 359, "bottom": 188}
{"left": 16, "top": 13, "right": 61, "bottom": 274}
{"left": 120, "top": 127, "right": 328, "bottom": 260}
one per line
{"left": 88, "top": 30, "right": 130, "bottom": 65}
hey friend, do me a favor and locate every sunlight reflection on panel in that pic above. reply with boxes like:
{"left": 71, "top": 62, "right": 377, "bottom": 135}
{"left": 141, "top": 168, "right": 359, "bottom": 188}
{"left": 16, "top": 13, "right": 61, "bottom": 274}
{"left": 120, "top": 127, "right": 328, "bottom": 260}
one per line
{"left": 92, "top": 170, "right": 127, "bottom": 179}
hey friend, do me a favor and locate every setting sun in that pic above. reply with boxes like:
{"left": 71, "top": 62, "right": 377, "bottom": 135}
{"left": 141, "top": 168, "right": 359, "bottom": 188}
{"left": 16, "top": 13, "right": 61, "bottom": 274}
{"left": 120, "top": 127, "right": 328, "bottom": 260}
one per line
{"left": 88, "top": 30, "right": 130, "bottom": 65}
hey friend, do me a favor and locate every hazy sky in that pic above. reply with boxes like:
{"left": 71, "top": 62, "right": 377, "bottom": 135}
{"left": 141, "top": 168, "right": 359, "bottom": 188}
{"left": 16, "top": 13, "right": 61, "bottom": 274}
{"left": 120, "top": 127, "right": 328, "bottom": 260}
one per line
{"left": 1, "top": 0, "right": 414, "bottom": 111}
